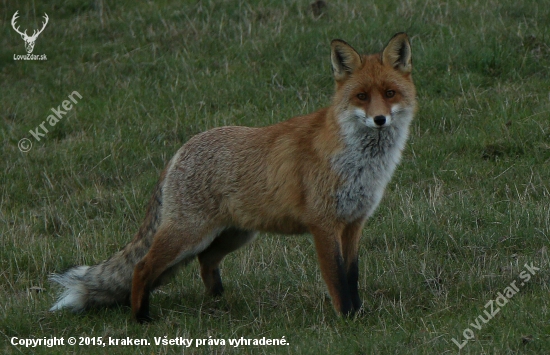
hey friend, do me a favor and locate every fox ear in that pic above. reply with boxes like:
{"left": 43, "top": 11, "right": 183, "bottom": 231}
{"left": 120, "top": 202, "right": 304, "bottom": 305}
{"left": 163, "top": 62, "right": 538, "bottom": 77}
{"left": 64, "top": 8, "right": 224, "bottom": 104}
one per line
{"left": 382, "top": 32, "right": 412, "bottom": 74}
{"left": 331, "top": 39, "right": 362, "bottom": 81}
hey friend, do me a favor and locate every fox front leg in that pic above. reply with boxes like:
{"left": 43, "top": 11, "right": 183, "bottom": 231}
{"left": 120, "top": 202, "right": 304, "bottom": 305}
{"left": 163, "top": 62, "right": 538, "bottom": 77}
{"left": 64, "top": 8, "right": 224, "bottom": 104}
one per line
{"left": 309, "top": 224, "right": 354, "bottom": 316}
{"left": 341, "top": 221, "right": 364, "bottom": 312}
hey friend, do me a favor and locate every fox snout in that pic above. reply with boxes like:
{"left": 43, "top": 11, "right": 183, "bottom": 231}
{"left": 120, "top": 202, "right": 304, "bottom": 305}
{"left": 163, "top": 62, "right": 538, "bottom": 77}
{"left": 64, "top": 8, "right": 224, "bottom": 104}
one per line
{"left": 373, "top": 115, "right": 387, "bottom": 126}
{"left": 353, "top": 108, "right": 393, "bottom": 128}
{"left": 366, "top": 113, "right": 391, "bottom": 128}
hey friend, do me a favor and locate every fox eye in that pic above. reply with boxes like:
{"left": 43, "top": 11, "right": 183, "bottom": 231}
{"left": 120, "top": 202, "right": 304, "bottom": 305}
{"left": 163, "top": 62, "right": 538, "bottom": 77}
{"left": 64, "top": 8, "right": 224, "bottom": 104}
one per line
{"left": 385, "top": 90, "right": 396, "bottom": 98}
{"left": 356, "top": 93, "right": 368, "bottom": 101}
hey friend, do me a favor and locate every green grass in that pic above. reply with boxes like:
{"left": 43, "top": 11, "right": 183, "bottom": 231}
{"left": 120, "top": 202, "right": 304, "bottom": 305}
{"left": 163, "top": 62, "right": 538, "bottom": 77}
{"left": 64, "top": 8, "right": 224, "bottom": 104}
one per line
{"left": 1, "top": 0, "right": 550, "bottom": 353}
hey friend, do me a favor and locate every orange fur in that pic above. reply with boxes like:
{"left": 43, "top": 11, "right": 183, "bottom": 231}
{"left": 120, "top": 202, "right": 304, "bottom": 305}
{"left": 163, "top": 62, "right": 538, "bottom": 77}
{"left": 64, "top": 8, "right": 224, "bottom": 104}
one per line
{"left": 49, "top": 33, "right": 417, "bottom": 322}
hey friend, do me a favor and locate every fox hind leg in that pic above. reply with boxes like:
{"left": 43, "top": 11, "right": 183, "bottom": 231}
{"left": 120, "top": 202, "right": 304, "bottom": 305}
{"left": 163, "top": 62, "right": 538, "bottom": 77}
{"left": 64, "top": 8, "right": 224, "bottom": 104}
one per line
{"left": 131, "top": 222, "right": 217, "bottom": 323}
{"left": 198, "top": 228, "right": 256, "bottom": 297}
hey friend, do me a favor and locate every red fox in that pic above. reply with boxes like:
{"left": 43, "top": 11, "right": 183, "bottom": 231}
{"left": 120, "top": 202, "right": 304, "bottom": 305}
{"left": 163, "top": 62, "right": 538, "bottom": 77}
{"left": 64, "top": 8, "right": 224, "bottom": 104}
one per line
{"left": 50, "top": 33, "right": 416, "bottom": 322}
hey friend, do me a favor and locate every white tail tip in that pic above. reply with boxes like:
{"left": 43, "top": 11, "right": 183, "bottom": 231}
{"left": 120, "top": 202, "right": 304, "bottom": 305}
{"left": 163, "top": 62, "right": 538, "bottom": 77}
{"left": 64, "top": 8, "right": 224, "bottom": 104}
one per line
{"left": 49, "top": 266, "right": 90, "bottom": 312}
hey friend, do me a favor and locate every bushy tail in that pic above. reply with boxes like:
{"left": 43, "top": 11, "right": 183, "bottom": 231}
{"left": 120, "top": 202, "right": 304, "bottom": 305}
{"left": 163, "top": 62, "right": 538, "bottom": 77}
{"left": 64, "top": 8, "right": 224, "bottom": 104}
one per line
{"left": 49, "top": 172, "right": 166, "bottom": 312}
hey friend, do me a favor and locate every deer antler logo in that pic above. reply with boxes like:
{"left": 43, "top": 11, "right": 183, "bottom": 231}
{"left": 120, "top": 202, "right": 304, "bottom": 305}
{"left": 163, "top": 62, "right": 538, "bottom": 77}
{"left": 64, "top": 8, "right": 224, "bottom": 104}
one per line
{"left": 11, "top": 11, "right": 49, "bottom": 54}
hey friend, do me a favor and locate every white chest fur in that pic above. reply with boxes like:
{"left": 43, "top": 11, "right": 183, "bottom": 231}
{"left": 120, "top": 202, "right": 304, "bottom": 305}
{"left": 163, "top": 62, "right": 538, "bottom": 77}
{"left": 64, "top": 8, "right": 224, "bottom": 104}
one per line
{"left": 331, "top": 110, "right": 413, "bottom": 222}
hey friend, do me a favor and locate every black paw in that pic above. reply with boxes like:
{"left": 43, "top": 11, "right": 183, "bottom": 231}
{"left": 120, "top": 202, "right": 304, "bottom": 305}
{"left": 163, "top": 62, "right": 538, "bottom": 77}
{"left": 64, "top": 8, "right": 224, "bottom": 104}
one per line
{"left": 135, "top": 311, "right": 153, "bottom": 324}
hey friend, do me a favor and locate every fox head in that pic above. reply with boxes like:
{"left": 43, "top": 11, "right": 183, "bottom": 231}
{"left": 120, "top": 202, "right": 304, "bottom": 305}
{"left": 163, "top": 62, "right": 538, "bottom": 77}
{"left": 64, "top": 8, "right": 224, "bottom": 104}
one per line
{"left": 330, "top": 33, "right": 416, "bottom": 131}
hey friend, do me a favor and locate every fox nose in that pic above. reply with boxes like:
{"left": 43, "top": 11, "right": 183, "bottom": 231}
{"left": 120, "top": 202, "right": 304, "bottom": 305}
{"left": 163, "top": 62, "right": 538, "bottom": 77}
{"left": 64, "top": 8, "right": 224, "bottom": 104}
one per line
{"left": 373, "top": 115, "right": 386, "bottom": 126}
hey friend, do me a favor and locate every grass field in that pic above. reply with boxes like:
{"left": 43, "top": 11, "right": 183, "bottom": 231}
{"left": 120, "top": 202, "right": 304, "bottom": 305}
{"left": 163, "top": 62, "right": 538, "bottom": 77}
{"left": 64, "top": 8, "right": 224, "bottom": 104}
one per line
{"left": 1, "top": 0, "right": 550, "bottom": 353}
